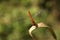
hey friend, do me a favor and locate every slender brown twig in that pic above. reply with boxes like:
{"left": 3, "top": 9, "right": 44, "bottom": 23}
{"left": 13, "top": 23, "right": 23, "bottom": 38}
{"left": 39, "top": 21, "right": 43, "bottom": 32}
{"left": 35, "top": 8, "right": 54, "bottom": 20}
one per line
{"left": 28, "top": 11, "right": 38, "bottom": 27}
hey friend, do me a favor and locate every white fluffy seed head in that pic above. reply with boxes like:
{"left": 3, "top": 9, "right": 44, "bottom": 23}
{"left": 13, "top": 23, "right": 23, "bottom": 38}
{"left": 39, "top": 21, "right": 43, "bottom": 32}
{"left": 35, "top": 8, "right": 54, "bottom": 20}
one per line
{"left": 29, "top": 26, "right": 36, "bottom": 37}
{"left": 37, "top": 22, "right": 48, "bottom": 27}
{"left": 28, "top": 22, "right": 48, "bottom": 37}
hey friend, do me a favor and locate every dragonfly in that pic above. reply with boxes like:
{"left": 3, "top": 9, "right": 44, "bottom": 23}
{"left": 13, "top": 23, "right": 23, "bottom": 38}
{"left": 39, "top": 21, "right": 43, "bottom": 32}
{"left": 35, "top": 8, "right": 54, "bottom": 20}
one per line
{"left": 28, "top": 11, "right": 57, "bottom": 40}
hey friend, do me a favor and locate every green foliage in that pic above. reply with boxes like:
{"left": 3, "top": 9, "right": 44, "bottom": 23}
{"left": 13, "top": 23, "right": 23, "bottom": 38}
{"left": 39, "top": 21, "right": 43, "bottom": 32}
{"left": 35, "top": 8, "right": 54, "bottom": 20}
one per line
{"left": 0, "top": 0, "right": 60, "bottom": 40}
{"left": 32, "top": 27, "right": 49, "bottom": 40}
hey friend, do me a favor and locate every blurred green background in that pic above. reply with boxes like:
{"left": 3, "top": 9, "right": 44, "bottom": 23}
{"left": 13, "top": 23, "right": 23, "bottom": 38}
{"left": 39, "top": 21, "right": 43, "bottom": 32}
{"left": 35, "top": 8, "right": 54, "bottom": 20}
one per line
{"left": 0, "top": 0, "right": 60, "bottom": 40}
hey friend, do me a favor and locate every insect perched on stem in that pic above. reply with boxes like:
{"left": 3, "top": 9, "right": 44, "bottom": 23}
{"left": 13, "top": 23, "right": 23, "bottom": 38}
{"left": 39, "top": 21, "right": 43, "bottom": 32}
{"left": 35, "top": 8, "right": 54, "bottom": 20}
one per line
{"left": 28, "top": 11, "right": 57, "bottom": 40}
